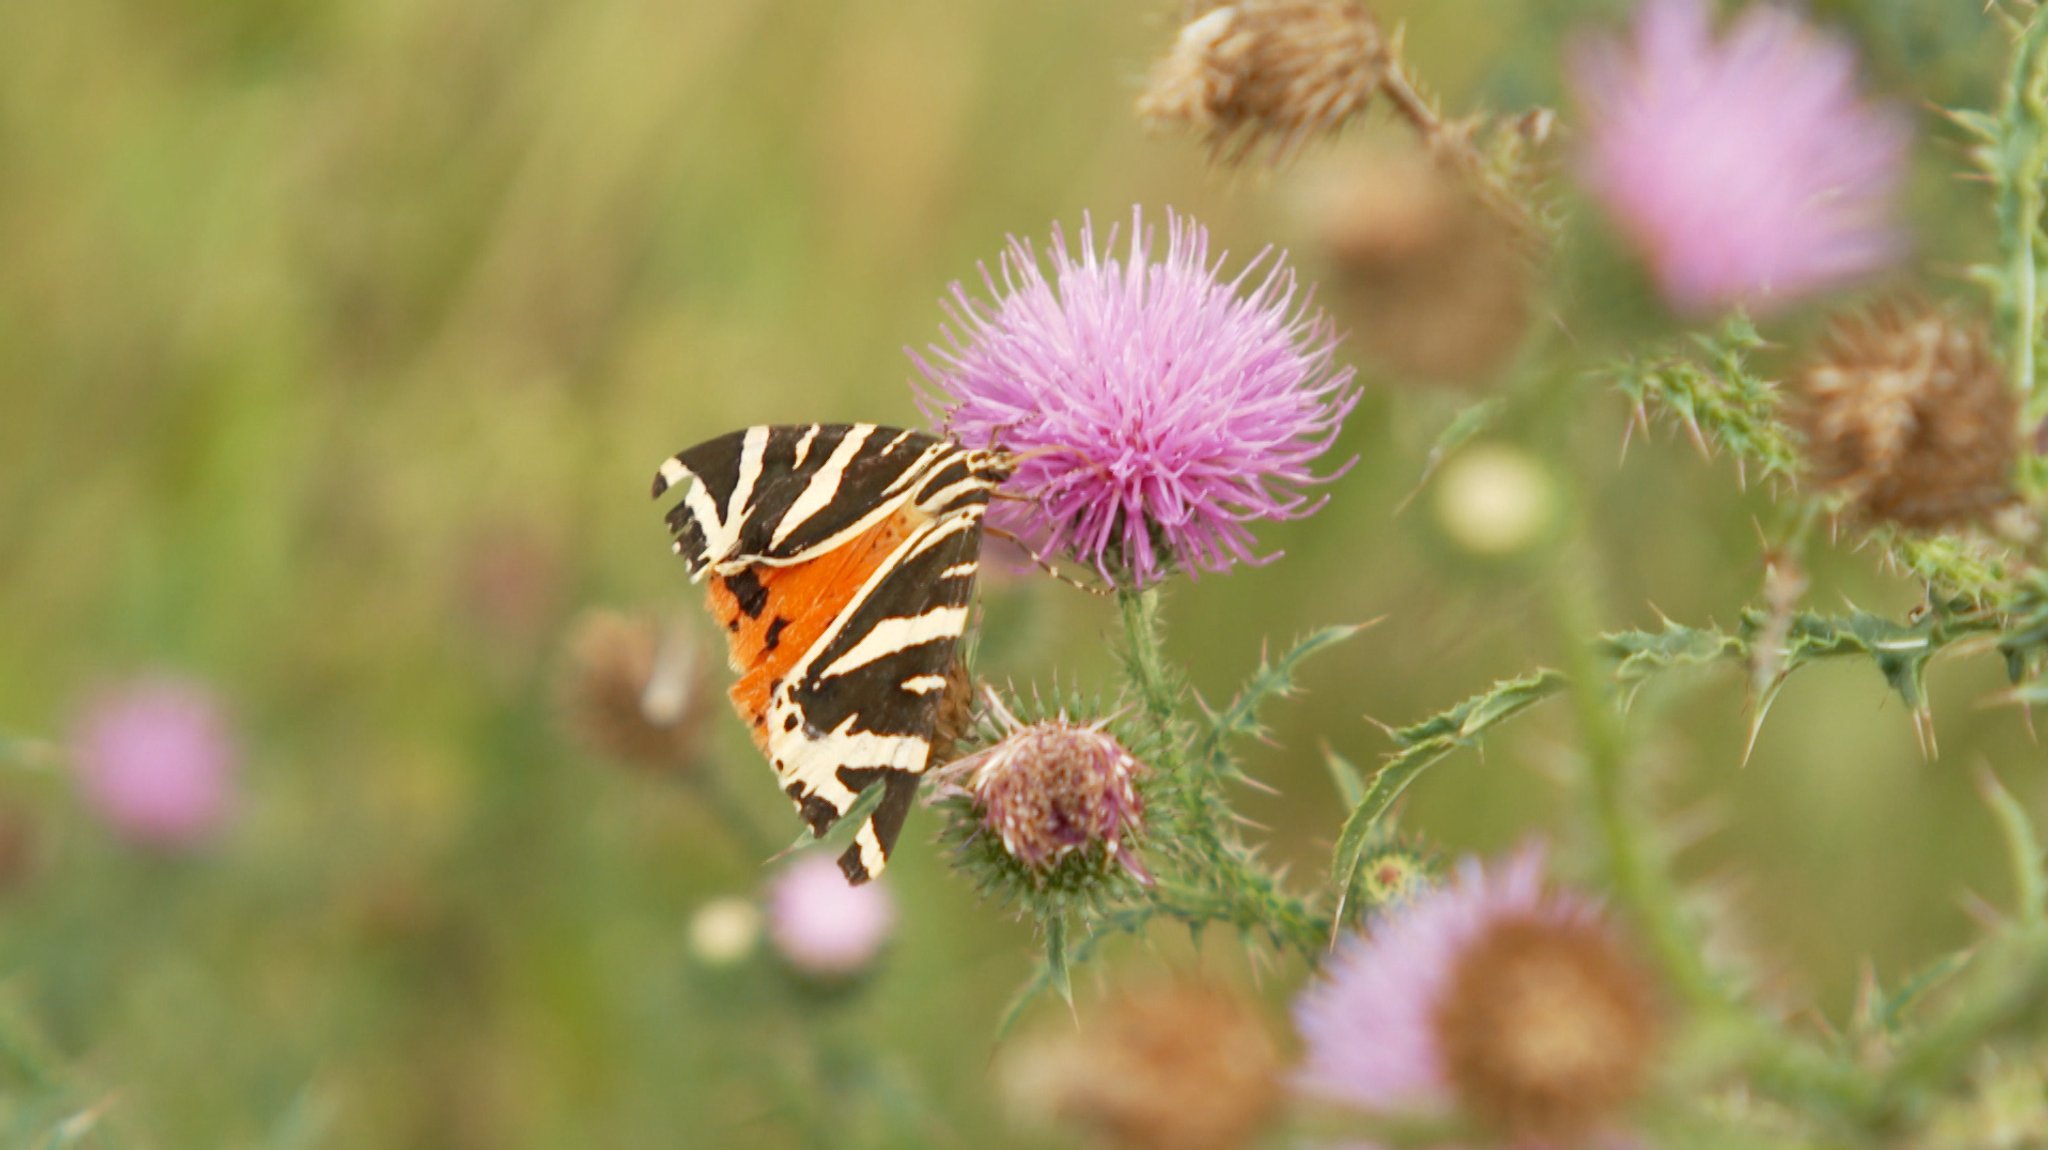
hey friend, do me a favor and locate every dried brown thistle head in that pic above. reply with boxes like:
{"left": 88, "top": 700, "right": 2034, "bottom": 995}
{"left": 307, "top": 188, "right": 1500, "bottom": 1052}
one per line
{"left": 1000, "top": 980, "right": 1282, "bottom": 1150}
{"left": 1800, "top": 301, "right": 2021, "bottom": 530}
{"left": 1137, "top": 0, "right": 1386, "bottom": 164}
{"left": 555, "top": 610, "right": 710, "bottom": 773}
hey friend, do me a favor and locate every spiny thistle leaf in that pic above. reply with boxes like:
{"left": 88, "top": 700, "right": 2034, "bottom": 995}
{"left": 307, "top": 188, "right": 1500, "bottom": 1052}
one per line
{"left": 1980, "top": 768, "right": 2048, "bottom": 932}
{"left": 1611, "top": 313, "right": 1802, "bottom": 485}
{"left": 1601, "top": 620, "right": 1747, "bottom": 685}
{"left": 779, "top": 782, "right": 887, "bottom": 857}
{"left": 1331, "top": 670, "right": 1566, "bottom": 930}
{"left": 1323, "top": 745, "right": 1368, "bottom": 808}
{"left": 1407, "top": 397, "right": 1506, "bottom": 501}
{"left": 1199, "top": 624, "right": 1373, "bottom": 766}
{"left": 1780, "top": 610, "right": 1945, "bottom": 711}
{"left": 1601, "top": 602, "right": 2010, "bottom": 714}
{"left": 1859, "top": 951, "right": 1973, "bottom": 1039}
{"left": 1043, "top": 914, "right": 1073, "bottom": 1006}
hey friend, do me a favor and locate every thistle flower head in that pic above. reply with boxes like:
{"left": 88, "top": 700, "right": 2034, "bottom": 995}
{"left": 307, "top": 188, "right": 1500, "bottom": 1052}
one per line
{"left": 938, "top": 693, "right": 1149, "bottom": 879}
{"left": 555, "top": 610, "right": 710, "bottom": 773}
{"left": 1001, "top": 980, "right": 1283, "bottom": 1150}
{"left": 1571, "top": 0, "right": 1908, "bottom": 315}
{"left": 1801, "top": 300, "right": 2020, "bottom": 530}
{"left": 1295, "top": 848, "right": 1660, "bottom": 1143}
{"left": 1137, "top": 0, "right": 1387, "bottom": 164}
{"left": 766, "top": 853, "right": 896, "bottom": 979}
{"left": 919, "top": 207, "right": 1358, "bottom": 588}
{"left": 71, "top": 675, "right": 239, "bottom": 851}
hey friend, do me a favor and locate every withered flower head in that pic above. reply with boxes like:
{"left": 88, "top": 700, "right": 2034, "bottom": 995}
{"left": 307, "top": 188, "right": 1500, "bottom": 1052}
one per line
{"left": 1001, "top": 980, "right": 1283, "bottom": 1150}
{"left": 937, "top": 693, "right": 1147, "bottom": 877}
{"left": 1138, "top": 0, "right": 1386, "bottom": 163}
{"left": 555, "top": 610, "right": 709, "bottom": 772}
{"left": 1801, "top": 301, "right": 2021, "bottom": 530}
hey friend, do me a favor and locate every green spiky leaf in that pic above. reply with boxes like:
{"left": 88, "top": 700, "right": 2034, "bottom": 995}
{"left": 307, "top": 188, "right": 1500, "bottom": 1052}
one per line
{"left": 1332, "top": 671, "right": 1566, "bottom": 925}
{"left": 1323, "top": 745, "right": 1368, "bottom": 809}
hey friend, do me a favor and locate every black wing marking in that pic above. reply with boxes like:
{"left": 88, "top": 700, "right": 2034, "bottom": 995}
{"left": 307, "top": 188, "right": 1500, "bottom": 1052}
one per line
{"left": 765, "top": 503, "right": 989, "bottom": 883}
{"left": 652, "top": 424, "right": 951, "bottom": 578}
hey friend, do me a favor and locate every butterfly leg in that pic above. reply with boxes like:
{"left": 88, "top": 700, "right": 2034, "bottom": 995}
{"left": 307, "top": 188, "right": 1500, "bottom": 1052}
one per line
{"left": 982, "top": 524, "right": 1112, "bottom": 596}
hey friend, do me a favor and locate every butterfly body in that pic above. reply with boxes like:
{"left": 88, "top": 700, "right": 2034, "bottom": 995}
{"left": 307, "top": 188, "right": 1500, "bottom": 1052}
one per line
{"left": 653, "top": 424, "right": 1013, "bottom": 883}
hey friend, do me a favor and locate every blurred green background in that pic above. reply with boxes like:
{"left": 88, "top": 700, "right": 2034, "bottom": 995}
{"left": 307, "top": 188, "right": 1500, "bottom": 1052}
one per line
{"left": 0, "top": 0, "right": 2027, "bottom": 1146}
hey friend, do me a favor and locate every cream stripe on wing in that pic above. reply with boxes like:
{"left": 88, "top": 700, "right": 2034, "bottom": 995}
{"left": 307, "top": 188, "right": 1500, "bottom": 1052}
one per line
{"left": 880, "top": 444, "right": 951, "bottom": 496}
{"left": 914, "top": 474, "right": 997, "bottom": 515}
{"left": 770, "top": 423, "right": 875, "bottom": 547}
{"left": 817, "top": 607, "right": 971, "bottom": 680}
{"left": 726, "top": 425, "right": 770, "bottom": 532}
{"left": 900, "top": 674, "right": 950, "bottom": 695}
{"left": 791, "top": 425, "right": 819, "bottom": 468}
{"left": 853, "top": 823, "right": 886, "bottom": 877}
{"left": 656, "top": 458, "right": 689, "bottom": 493}
{"left": 681, "top": 475, "right": 730, "bottom": 574}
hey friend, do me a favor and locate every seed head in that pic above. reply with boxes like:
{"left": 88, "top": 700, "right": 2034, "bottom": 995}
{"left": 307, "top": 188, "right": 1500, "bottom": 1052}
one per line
{"left": 555, "top": 610, "right": 709, "bottom": 773}
{"left": 1001, "top": 980, "right": 1282, "bottom": 1150}
{"left": 1436, "top": 915, "right": 1660, "bottom": 1141}
{"left": 1801, "top": 301, "right": 2020, "bottom": 530}
{"left": 1138, "top": 1, "right": 1387, "bottom": 164}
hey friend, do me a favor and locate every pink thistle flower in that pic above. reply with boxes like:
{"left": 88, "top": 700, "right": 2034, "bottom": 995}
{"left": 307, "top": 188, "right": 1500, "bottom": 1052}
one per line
{"left": 1571, "top": 0, "right": 1909, "bottom": 316}
{"left": 766, "top": 853, "right": 896, "bottom": 978}
{"left": 917, "top": 206, "right": 1359, "bottom": 587}
{"left": 935, "top": 693, "right": 1148, "bottom": 879}
{"left": 1294, "top": 849, "right": 1659, "bottom": 1145}
{"left": 70, "top": 675, "right": 239, "bottom": 851}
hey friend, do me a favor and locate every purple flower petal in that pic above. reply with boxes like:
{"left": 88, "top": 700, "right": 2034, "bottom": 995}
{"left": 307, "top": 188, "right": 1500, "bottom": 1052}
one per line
{"left": 1571, "top": 0, "right": 1909, "bottom": 315}
{"left": 917, "top": 207, "right": 1359, "bottom": 587}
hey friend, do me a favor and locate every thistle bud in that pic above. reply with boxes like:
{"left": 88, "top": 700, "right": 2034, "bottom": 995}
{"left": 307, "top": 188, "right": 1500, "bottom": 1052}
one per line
{"left": 1137, "top": 1, "right": 1386, "bottom": 163}
{"left": 1801, "top": 301, "right": 2020, "bottom": 530}
{"left": 939, "top": 695, "right": 1147, "bottom": 879}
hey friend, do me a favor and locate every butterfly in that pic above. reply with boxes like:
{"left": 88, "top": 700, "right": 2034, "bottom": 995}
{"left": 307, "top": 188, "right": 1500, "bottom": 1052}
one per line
{"left": 652, "top": 424, "right": 1016, "bottom": 884}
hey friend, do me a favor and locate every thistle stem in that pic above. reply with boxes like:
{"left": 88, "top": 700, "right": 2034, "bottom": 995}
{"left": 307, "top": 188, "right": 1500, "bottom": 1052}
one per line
{"left": 1544, "top": 557, "right": 1718, "bottom": 1008}
{"left": 1114, "top": 585, "right": 1329, "bottom": 956}
{"left": 1996, "top": 10, "right": 2048, "bottom": 404}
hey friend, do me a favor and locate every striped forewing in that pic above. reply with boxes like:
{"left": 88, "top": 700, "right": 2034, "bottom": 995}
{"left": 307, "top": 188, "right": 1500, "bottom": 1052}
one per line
{"left": 653, "top": 424, "right": 957, "bottom": 579}
{"left": 763, "top": 503, "right": 987, "bottom": 882}
{"left": 651, "top": 422, "right": 1008, "bottom": 883}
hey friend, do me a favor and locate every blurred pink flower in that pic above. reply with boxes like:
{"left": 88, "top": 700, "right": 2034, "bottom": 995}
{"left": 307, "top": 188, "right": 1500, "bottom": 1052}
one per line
{"left": 1571, "top": 0, "right": 1909, "bottom": 315}
{"left": 767, "top": 853, "right": 896, "bottom": 978}
{"left": 917, "top": 206, "right": 1358, "bottom": 587}
{"left": 71, "top": 675, "right": 239, "bottom": 850}
{"left": 1293, "top": 849, "right": 1658, "bottom": 1145}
